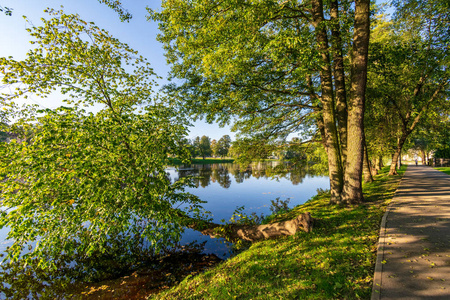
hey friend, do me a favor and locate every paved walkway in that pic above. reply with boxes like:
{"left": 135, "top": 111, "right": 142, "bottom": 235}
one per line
{"left": 372, "top": 165, "right": 450, "bottom": 299}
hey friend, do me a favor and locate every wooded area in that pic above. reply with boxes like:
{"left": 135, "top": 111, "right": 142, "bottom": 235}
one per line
{"left": 0, "top": 0, "right": 449, "bottom": 297}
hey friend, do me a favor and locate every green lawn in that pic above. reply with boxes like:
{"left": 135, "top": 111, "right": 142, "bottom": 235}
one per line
{"left": 151, "top": 166, "right": 406, "bottom": 299}
{"left": 434, "top": 167, "right": 450, "bottom": 176}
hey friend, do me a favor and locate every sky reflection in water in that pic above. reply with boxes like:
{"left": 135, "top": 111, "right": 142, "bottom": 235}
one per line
{"left": 168, "top": 161, "right": 330, "bottom": 258}
{"left": 0, "top": 162, "right": 329, "bottom": 260}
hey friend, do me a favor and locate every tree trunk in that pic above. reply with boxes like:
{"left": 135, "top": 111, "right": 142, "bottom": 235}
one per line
{"left": 421, "top": 150, "right": 426, "bottom": 165}
{"left": 389, "top": 77, "right": 448, "bottom": 175}
{"left": 378, "top": 154, "right": 384, "bottom": 169}
{"left": 342, "top": 0, "right": 370, "bottom": 204}
{"left": 371, "top": 157, "right": 379, "bottom": 175}
{"left": 330, "top": 0, "right": 348, "bottom": 170}
{"left": 363, "top": 143, "right": 374, "bottom": 183}
{"left": 311, "top": 0, "right": 343, "bottom": 204}
{"left": 186, "top": 212, "right": 314, "bottom": 242}
{"left": 389, "top": 134, "right": 407, "bottom": 175}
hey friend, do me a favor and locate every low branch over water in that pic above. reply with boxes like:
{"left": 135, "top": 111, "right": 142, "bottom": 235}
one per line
{"left": 183, "top": 212, "right": 314, "bottom": 242}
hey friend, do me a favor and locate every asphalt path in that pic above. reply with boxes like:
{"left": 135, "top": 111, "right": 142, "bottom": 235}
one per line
{"left": 372, "top": 165, "right": 450, "bottom": 299}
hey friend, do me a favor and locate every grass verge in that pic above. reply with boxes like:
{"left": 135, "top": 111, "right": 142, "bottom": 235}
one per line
{"left": 434, "top": 167, "right": 450, "bottom": 176}
{"left": 151, "top": 166, "right": 407, "bottom": 300}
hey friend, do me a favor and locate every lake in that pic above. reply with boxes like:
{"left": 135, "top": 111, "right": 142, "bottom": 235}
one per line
{"left": 168, "top": 161, "right": 329, "bottom": 258}
{"left": 0, "top": 161, "right": 329, "bottom": 260}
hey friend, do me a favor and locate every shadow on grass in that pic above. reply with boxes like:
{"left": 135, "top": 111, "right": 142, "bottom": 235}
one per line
{"left": 151, "top": 167, "right": 406, "bottom": 299}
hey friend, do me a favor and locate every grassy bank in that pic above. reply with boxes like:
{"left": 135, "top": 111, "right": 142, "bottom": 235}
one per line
{"left": 434, "top": 167, "right": 450, "bottom": 175}
{"left": 151, "top": 166, "right": 406, "bottom": 299}
{"left": 168, "top": 158, "right": 235, "bottom": 165}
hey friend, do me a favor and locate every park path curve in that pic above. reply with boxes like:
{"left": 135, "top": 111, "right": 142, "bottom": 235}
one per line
{"left": 372, "top": 165, "right": 450, "bottom": 300}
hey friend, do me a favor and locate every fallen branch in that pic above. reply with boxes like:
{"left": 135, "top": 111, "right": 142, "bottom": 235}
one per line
{"left": 185, "top": 212, "right": 314, "bottom": 242}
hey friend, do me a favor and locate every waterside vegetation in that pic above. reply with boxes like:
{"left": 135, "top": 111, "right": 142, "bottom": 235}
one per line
{"left": 168, "top": 157, "right": 235, "bottom": 165}
{"left": 149, "top": 166, "right": 407, "bottom": 299}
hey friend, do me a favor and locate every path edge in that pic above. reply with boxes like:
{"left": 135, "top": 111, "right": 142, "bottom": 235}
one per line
{"left": 370, "top": 168, "right": 407, "bottom": 300}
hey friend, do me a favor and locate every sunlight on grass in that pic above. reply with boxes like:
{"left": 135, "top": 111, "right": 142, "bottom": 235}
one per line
{"left": 151, "top": 166, "right": 406, "bottom": 299}
{"left": 434, "top": 167, "right": 450, "bottom": 176}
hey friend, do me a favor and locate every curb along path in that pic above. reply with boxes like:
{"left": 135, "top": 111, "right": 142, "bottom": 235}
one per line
{"left": 372, "top": 165, "right": 450, "bottom": 299}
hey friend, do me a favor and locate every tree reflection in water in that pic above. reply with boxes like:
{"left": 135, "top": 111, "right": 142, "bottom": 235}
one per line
{"left": 170, "top": 161, "right": 329, "bottom": 258}
{"left": 174, "top": 161, "right": 326, "bottom": 188}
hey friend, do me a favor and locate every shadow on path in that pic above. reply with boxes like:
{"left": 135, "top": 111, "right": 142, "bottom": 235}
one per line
{"left": 372, "top": 165, "right": 450, "bottom": 300}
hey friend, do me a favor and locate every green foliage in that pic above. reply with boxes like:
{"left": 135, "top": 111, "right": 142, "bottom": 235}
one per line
{"left": 0, "top": 10, "right": 205, "bottom": 281}
{"left": 168, "top": 157, "right": 235, "bottom": 165}
{"left": 434, "top": 145, "right": 450, "bottom": 158}
{"left": 216, "top": 135, "right": 231, "bottom": 158}
{"left": 366, "top": 0, "right": 450, "bottom": 162}
{"left": 151, "top": 166, "right": 407, "bottom": 300}
{"left": 97, "top": 0, "right": 132, "bottom": 21}
{"left": 199, "top": 135, "right": 212, "bottom": 159}
{"left": 226, "top": 206, "right": 264, "bottom": 227}
{"left": 1, "top": 9, "right": 156, "bottom": 109}
{"left": 0, "top": 123, "right": 9, "bottom": 142}
{"left": 0, "top": 1, "right": 131, "bottom": 19}
{"left": 0, "top": 5, "right": 12, "bottom": 16}
{"left": 230, "top": 138, "right": 274, "bottom": 164}
{"left": 149, "top": 0, "right": 321, "bottom": 141}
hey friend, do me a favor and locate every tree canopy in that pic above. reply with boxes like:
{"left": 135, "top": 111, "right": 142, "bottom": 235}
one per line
{"left": 0, "top": 9, "right": 205, "bottom": 272}
{"left": 150, "top": 0, "right": 371, "bottom": 204}
{"left": 366, "top": 0, "right": 450, "bottom": 174}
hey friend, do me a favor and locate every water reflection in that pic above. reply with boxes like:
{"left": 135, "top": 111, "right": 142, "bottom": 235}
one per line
{"left": 173, "top": 161, "right": 325, "bottom": 189}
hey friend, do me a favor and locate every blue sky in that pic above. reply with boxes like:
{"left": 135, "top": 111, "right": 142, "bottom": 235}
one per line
{"left": 1, "top": 1, "right": 391, "bottom": 141}
{"left": 0, "top": 0, "right": 234, "bottom": 140}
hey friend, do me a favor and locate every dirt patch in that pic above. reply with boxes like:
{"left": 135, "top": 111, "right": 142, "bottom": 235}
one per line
{"left": 66, "top": 253, "right": 223, "bottom": 299}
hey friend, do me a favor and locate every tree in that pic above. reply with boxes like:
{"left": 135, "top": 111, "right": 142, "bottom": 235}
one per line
{"left": 210, "top": 139, "right": 218, "bottom": 157}
{"left": 0, "top": 10, "right": 204, "bottom": 274}
{"left": 150, "top": 0, "right": 371, "bottom": 204}
{"left": 97, "top": 0, "right": 132, "bottom": 21}
{"left": 199, "top": 135, "right": 212, "bottom": 159}
{"left": 410, "top": 106, "right": 450, "bottom": 163}
{"left": 217, "top": 135, "right": 232, "bottom": 158}
{"left": 367, "top": 0, "right": 449, "bottom": 175}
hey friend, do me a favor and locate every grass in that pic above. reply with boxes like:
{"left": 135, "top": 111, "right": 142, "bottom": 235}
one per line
{"left": 168, "top": 157, "right": 235, "bottom": 165}
{"left": 150, "top": 166, "right": 407, "bottom": 300}
{"left": 434, "top": 167, "right": 450, "bottom": 176}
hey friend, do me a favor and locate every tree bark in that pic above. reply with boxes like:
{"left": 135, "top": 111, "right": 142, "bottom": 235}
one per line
{"left": 371, "top": 157, "right": 379, "bottom": 175}
{"left": 185, "top": 212, "right": 314, "bottom": 242}
{"left": 378, "top": 154, "right": 384, "bottom": 169}
{"left": 363, "top": 132, "right": 373, "bottom": 182}
{"left": 421, "top": 150, "right": 426, "bottom": 165}
{"left": 330, "top": 0, "right": 348, "bottom": 170}
{"left": 311, "top": 0, "right": 343, "bottom": 204}
{"left": 342, "top": 0, "right": 370, "bottom": 204}
{"left": 389, "top": 134, "right": 408, "bottom": 175}
{"left": 363, "top": 141, "right": 374, "bottom": 183}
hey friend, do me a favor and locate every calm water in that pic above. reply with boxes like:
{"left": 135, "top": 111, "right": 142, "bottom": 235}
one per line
{"left": 168, "top": 161, "right": 329, "bottom": 258}
{"left": 0, "top": 162, "right": 329, "bottom": 259}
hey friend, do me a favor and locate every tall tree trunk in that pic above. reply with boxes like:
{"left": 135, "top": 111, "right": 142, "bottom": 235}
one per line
{"left": 342, "top": 0, "right": 370, "bottom": 204}
{"left": 371, "top": 156, "right": 380, "bottom": 175}
{"left": 378, "top": 154, "right": 384, "bottom": 169}
{"left": 389, "top": 77, "right": 448, "bottom": 175}
{"left": 363, "top": 141, "right": 373, "bottom": 183}
{"left": 311, "top": 0, "right": 343, "bottom": 204}
{"left": 389, "top": 133, "right": 408, "bottom": 175}
{"left": 330, "top": 0, "right": 348, "bottom": 170}
{"left": 421, "top": 150, "right": 426, "bottom": 165}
